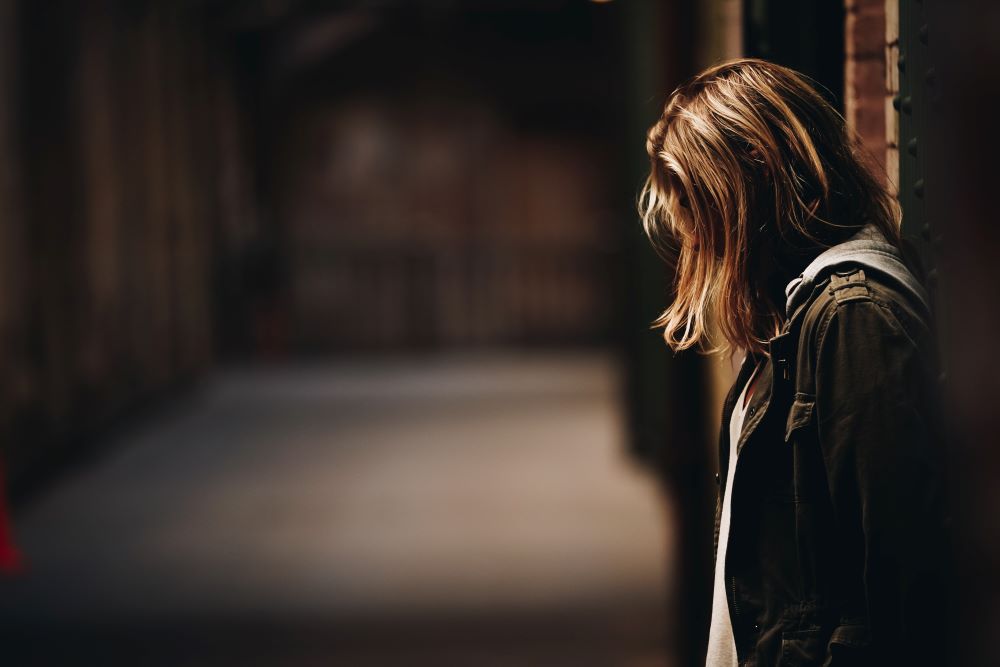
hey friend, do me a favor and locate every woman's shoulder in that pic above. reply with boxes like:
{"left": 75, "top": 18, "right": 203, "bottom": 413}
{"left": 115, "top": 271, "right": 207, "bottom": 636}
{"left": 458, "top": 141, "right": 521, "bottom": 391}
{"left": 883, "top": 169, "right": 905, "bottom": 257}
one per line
{"left": 797, "top": 265, "right": 934, "bottom": 360}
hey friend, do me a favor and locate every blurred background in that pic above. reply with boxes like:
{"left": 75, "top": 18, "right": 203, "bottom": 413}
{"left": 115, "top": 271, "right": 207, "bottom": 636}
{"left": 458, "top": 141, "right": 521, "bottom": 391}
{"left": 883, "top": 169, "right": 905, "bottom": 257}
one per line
{"left": 0, "top": 0, "right": 996, "bottom": 665}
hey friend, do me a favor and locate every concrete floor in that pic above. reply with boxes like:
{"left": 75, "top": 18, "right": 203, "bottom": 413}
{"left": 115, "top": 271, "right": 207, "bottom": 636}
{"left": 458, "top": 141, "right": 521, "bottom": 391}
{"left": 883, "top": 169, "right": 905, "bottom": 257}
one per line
{"left": 0, "top": 352, "right": 674, "bottom": 666}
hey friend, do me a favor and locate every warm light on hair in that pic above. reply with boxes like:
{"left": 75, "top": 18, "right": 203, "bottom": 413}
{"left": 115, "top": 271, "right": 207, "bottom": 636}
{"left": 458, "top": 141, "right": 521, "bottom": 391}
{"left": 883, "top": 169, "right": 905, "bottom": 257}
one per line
{"left": 639, "top": 58, "right": 900, "bottom": 357}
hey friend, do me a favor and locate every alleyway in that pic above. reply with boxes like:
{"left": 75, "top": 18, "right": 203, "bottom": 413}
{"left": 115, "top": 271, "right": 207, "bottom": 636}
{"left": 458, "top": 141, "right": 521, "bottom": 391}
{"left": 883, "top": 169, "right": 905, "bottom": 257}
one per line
{"left": 1, "top": 353, "right": 672, "bottom": 665}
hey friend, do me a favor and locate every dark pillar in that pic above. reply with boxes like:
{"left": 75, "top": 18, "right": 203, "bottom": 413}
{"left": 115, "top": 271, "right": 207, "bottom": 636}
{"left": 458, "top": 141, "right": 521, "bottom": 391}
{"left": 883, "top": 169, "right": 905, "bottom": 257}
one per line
{"left": 621, "top": 3, "right": 712, "bottom": 665}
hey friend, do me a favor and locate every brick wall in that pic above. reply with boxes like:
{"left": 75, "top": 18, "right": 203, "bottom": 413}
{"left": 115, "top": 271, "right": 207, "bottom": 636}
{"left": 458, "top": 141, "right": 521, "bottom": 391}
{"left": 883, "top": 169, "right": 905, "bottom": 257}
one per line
{"left": 844, "top": 0, "right": 899, "bottom": 192}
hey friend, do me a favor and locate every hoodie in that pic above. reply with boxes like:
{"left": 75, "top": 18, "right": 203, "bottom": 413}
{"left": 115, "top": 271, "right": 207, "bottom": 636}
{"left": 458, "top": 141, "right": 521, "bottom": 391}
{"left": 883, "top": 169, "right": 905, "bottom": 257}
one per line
{"left": 783, "top": 223, "right": 930, "bottom": 320}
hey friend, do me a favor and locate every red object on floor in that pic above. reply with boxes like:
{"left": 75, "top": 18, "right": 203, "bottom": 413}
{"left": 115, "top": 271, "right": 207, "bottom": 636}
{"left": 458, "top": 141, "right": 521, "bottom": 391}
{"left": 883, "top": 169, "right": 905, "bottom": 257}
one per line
{"left": 0, "top": 455, "right": 23, "bottom": 575}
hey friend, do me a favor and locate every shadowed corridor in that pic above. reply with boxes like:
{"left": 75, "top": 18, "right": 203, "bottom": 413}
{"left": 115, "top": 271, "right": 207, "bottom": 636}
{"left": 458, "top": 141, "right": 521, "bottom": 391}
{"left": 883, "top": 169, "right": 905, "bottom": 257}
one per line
{"left": 1, "top": 353, "right": 673, "bottom": 665}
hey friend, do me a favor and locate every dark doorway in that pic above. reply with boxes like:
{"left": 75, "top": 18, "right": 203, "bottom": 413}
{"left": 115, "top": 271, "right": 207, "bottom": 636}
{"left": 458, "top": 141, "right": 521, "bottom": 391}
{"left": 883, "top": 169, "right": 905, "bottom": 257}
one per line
{"left": 743, "top": 0, "right": 846, "bottom": 109}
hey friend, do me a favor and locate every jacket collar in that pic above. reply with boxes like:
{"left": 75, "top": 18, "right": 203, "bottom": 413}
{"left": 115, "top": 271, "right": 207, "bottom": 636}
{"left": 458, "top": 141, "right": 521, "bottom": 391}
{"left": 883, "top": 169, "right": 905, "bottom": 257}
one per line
{"left": 783, "top": 223, "right": 930, "bottom": 319}
{"left": 725, "top": 225, "right": 918, "bottom": 459}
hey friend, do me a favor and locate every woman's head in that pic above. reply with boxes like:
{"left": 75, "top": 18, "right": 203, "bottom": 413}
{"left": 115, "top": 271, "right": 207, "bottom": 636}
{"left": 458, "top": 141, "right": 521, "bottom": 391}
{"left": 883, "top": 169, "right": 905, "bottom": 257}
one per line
{"left": 640, "top": 58, "right": 899, "bottom": 356}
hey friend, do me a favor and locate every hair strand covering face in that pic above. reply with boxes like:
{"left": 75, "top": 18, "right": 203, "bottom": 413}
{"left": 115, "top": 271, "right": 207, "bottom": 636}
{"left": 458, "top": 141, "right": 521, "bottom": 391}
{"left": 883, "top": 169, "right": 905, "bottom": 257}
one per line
{"left": 639, "top": 58, "right": 900, "bottom": 357}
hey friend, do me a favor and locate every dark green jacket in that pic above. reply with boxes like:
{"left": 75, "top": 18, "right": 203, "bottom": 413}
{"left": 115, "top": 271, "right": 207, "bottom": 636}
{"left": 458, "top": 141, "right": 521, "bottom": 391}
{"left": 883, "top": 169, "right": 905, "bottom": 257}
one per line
{"left": 714, "top": 260, "right": 951, "bottom": 666}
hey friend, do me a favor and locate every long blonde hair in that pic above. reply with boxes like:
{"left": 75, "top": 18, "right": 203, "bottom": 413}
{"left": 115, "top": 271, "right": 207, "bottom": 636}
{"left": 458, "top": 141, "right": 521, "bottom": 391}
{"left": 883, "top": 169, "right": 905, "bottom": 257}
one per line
{"left": 639, "top": 58, "right": 899, "bottom": 357}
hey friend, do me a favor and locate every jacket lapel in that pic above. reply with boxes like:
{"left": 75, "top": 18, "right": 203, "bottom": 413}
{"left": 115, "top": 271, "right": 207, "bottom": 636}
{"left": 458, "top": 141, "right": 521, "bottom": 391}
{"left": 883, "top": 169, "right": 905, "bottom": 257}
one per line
{"left": 718, "top": 353, "right": 762, "bottom": 492}
{"left": 735, "top": 356, "right": 770, "bottom": 456}
{"left": 717, "top": 310, "right": 805, "bottom": 484}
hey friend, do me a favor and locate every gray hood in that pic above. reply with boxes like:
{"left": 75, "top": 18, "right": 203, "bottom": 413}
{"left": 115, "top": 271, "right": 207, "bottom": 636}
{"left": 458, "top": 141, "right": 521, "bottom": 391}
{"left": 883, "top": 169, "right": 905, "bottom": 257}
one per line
{"left": 783, "top": 224, "right": 930, "bottom": 319}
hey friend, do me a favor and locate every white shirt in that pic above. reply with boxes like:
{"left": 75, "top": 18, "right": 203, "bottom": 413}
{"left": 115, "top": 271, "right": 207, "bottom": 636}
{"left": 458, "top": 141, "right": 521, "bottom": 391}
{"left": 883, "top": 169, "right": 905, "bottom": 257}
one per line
{"left": 705, "top": 359, "right": 760, "bottom": 667}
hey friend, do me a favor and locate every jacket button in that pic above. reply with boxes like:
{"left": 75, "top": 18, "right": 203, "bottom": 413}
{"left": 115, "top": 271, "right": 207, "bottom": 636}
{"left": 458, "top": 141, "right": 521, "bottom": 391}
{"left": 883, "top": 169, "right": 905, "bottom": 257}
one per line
{"left": 715, "top": 473, "right": 720, "bottom": 486}
{"left": 753, "top": 623, "right": 760, "bottom": 632}
{"left": 748, "top": 406, "right": 756, "bottom": 417}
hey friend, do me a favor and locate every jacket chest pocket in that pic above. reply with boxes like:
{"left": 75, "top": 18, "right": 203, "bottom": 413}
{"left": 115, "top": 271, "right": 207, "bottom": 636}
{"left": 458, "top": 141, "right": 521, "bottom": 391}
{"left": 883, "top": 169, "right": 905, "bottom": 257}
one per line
{"left": 780, "top": 395, "right": 828, "bottom": 506}
{"left": 784, "top": 395, "right": 815, "bottom": 443}
{"left": 760, "top": 394, "right": 822, "bottom": 502}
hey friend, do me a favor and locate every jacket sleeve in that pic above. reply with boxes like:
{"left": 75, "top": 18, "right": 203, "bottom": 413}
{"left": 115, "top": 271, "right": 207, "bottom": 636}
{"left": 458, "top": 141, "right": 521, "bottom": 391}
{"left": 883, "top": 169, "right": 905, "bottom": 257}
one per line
{"left": 811, "top": 297, "right": 948, "bottom": 661}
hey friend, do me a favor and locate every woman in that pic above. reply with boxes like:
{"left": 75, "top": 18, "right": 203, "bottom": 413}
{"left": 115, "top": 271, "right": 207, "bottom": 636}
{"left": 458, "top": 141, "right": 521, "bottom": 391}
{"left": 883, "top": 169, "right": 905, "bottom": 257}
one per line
{"left": 639, "top": 59, "right": 950, "bottom": 666}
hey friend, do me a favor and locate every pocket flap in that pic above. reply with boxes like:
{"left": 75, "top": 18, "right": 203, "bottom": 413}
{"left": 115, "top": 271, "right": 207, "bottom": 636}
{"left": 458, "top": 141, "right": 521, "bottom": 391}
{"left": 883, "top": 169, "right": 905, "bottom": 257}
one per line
{"left": 784, "top": 396, "right": 815, "bottom": 443}
{"left": 828, "top": 623, "right": 870, "bottom": 648}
